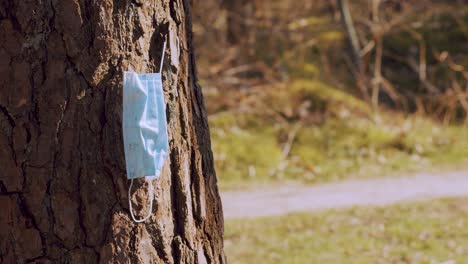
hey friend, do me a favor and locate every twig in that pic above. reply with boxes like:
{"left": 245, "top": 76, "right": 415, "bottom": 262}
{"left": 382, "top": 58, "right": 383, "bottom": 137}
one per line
{"left": 282, "top": 122, "right": 303, "bottom": 158}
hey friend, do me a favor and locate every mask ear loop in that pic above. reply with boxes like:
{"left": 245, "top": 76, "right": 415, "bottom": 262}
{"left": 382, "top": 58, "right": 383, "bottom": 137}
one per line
{"left": 128, "top": 177, "right": 157, "bottom": 223}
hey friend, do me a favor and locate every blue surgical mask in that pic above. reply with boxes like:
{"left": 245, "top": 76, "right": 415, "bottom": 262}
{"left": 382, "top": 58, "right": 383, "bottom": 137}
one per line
{"left": 123, "top": 41, "right": 168, "bottom": 222}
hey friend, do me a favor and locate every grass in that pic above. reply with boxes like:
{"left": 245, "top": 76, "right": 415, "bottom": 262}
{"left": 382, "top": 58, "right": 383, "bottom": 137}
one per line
{"left": 209, "top": 80, "right": 468, "bottom": 190}
{"left": 225, "top": 197, "right": 468, "bottom": 264}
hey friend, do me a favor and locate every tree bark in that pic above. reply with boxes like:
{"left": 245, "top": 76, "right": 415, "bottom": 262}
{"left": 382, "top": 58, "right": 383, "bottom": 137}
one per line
{"left": 0, "top": 0, "right": 225, "bottom": 263}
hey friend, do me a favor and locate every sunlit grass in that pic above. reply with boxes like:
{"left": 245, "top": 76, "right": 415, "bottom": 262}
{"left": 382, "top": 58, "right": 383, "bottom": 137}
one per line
{"left": 209, "top": 80, "right": 468, "bottom": 190}
{"left": 225, "top": 197, "right": 468, "bottom": 264}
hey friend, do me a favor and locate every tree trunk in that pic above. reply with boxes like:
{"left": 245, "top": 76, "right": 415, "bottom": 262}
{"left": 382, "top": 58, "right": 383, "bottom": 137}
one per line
{"left": 0, "top": 0, "right": 225, "bottom": 263}
{"left": 223, "top": 0, "right": 251, "bottom": 45}
{"left": 337, "top": 0, "right": 361, "bottom": 70}
{"left": 337, "top": 0, "right": 371, "bottom": 101}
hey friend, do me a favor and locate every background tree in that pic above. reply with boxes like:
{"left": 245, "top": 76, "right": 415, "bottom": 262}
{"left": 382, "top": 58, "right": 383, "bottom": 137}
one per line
{"left": 0, "top": 0, "right": 225, "bottom": 263}
{"left": 223, "top": 0, "right": 252, "bottom": 45}
{"left": 338, "top": 0, "right": 362, "bottom": 71}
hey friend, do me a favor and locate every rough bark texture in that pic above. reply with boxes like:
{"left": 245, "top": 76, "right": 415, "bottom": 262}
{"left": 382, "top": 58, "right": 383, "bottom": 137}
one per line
{"left": 0, "top": 0, "right": 225, "bottom": 263}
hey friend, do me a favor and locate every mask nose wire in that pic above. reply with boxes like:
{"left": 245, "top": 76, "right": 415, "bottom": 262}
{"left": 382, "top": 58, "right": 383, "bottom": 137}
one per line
{"left": 128, "top": 177, "right": 156, "bottom": 223}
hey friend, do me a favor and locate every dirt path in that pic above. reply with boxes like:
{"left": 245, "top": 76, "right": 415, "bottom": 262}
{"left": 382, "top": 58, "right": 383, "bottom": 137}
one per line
{"left": 221, "top": 170, "right": 468, "bottom": 219}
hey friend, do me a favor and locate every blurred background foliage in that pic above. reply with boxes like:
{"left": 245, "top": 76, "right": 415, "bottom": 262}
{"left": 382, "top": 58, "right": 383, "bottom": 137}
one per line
{"left": 192, "top": 0, "right": 468, "bottom": 190}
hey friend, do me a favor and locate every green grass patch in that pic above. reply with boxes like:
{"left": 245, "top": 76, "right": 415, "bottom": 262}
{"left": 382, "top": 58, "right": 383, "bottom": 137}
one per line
{"left": 210, "top": 112, "right": 283, "bottom": 189}
{"left": 225, "top": 197, "right": 468, "bottom": 263}
{"left": 288, "top": 116, "right": 468, "bottom": 183}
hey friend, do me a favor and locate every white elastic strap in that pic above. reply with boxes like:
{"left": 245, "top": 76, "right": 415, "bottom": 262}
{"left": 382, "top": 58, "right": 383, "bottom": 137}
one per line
{"left": 128, "top": 178, "right": 155, "bottom": 223}
{"left": 159, "top": 40, "right": 167, "bottom": 73}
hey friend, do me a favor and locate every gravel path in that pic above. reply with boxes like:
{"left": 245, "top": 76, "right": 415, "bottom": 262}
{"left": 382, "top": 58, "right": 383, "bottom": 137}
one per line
{"left": 221, "top": 170, "right": 468, "bottom": 219}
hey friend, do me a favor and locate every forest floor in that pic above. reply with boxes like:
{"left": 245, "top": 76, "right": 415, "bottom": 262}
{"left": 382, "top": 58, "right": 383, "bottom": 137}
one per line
{"left": 221, "top": 169, "right": 468, "bottom": 219}
{"left": 208, "top": 83, "right": 468, "bottom": 191}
